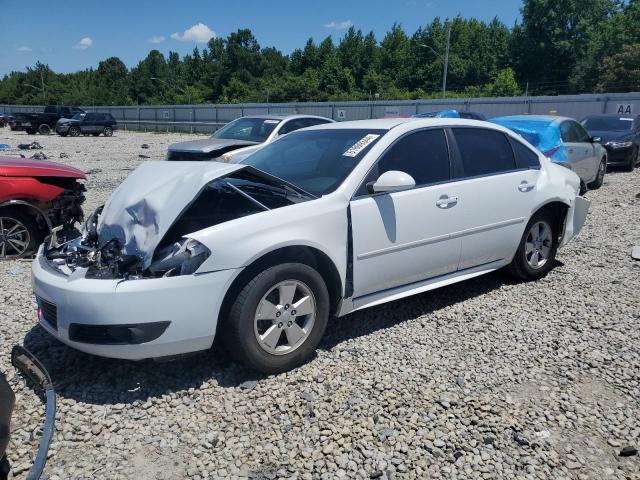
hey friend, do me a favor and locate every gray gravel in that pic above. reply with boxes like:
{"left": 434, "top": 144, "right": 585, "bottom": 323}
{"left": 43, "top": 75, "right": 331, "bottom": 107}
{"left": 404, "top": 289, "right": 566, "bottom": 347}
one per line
{"left": 1, "top": 128, "right": 639, "bottom": 480}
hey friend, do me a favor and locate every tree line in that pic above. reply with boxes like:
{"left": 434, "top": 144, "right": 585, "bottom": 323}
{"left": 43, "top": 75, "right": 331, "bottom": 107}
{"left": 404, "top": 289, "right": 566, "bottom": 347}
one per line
{"left": 1, "top": 0, "right": 639, "bottom": 106}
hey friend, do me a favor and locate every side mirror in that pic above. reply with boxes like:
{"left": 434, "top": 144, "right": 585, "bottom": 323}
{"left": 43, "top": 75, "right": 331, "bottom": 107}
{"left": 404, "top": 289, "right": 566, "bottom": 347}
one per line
{"left": 367, "top": 170, "right": 416, "bottom": 194}
{"left": 591, "top": 136, "right": 602, "bottom": 143}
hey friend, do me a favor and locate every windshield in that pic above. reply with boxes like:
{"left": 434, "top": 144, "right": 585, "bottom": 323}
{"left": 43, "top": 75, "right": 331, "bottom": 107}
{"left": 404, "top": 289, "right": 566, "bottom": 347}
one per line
{"left": 212, "top": 117, "right": 281, "bottom": 142}
{"left": 243, "top": 128, "right": 387, "bottom": 196}
{"left": 582, "top": 116, "right": 634, "bottom": 132}
{"left": 72, "top": 113, "right": 85, "bottom": 120}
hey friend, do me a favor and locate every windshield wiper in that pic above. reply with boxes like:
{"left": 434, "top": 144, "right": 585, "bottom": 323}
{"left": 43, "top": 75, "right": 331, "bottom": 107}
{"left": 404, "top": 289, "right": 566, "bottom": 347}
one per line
{"left": 244, "top": 166, "right": 318, "bottom": 200}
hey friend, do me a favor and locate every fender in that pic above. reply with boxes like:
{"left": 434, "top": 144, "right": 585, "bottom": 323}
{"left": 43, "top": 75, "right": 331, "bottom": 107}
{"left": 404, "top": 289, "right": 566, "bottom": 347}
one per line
{"left": 0, "top": 200, "right": 53, "bottom": 230}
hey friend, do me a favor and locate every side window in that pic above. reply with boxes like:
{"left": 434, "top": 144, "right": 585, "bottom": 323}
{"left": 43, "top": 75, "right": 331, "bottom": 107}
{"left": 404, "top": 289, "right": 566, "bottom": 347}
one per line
{"left": 572, "top": 122, "right": 590, "bottom": 142}
{"left": 85, "top": 113, "right": 97, "bottom": 122}
{"left": 452, "top": 128, "right": 517, "bottom": 177}
{"left": 61, "top": 107, "right": 71, "bottom": 116}
{"left": 510, "top": 137, "right": 540, "bottom": 169}
{"left": 358, "top": 129, "right": 450, "bottom": 195}
{"left": 279, "top": 119, "right": 307, "bottom": 135}
{"left": 560, "top": 121, "right": 577, "bottom": 142}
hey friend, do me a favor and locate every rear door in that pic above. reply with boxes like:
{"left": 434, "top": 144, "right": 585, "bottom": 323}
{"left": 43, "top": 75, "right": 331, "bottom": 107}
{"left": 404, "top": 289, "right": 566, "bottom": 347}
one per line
{"left": 560, "top": 120, "right": 593, "bottom": 181}
{"left": 448, "top": 127, "right": 540, "bottom": 270}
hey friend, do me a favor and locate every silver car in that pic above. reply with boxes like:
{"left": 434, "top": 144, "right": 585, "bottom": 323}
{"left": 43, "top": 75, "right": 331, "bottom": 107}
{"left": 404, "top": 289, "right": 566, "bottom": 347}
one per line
{"left": 167, "top": 114, "right": 334, "bottom": 163}
{"left": 491, "top": 115, "right": 608, "bottom": 191}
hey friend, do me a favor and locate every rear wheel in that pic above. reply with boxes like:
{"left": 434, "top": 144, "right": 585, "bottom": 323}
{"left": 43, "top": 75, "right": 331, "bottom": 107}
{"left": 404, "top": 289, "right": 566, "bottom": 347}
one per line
{"left": 224, "top": 263, "right": 330, "bottom": 373}
{"left": 69, "top": 126, "right": 81, "bottom": 137}
{"left": 38, "top": 124, "right": 51, "bottom": 135}
{"left": 588, "top": 157, "right": 606, "bottom": 189}
{"left": 508, "top": 210, "right": 558, "bottom": 281}
{"left": 0, "top": 209, "right": 39, "bottom": 260}
{"left": 103, "top": 126, "right": 113, "bottom": 137}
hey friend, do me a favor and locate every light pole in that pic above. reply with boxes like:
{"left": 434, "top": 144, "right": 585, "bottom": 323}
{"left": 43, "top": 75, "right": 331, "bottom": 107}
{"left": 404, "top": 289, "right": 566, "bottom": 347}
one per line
{"left": 150, "top": 77, "right": 191, "bottom": 104}
{"left": 419, "top": 25, "right": 451, "bottom": 98}
{"left": 23, "top": 75, "right": 46, "bottom": 105}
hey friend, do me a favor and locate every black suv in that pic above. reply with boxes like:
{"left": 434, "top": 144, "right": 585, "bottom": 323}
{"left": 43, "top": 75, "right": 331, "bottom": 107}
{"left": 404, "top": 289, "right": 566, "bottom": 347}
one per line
{"left": 56, "top": 112, "right": 118, "bottom": 137}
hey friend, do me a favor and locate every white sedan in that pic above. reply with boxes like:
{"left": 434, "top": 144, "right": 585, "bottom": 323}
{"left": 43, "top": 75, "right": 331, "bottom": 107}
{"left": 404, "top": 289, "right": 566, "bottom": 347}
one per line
{"left": 32, "top": 118, "right": 589, "bottom": 373}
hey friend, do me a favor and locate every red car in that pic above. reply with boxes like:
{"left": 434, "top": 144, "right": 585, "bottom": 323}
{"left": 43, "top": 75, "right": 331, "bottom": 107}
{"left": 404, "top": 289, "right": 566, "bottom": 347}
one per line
{"left": 0, "top": 157, "right": 85, "bottom": 259}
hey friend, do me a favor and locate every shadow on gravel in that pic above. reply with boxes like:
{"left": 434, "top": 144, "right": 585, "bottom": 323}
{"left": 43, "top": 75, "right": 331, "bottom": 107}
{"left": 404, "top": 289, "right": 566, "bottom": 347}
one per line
{"left": 19, "top": 261, "right": 566, "bottom": 405}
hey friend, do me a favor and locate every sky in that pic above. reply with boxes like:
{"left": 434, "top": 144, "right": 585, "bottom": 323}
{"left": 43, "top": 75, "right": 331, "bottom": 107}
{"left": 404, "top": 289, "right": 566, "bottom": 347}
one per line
{"left": 0, "top": 0, "right": 522, "bottom": 76}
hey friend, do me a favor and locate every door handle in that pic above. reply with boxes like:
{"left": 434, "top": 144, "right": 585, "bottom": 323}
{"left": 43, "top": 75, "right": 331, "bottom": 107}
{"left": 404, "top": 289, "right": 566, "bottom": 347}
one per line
{"left": 518, "top": 181, "right": 535, "bottom": 192}
{"left": 436, "top": 195, "right": 458, "bottom": 208}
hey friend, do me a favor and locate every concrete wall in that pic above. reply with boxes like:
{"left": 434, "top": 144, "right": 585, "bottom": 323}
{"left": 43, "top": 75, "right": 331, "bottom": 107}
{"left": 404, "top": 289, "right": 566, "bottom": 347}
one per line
{"left": 3, "top": 92, "right": 640, "bottom": 134}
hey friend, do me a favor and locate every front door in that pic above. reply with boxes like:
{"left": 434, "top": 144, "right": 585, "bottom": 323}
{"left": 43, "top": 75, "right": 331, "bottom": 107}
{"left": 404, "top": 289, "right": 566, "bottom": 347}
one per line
{"left": 350, "top": 128, "right": 462, "bottom": 298}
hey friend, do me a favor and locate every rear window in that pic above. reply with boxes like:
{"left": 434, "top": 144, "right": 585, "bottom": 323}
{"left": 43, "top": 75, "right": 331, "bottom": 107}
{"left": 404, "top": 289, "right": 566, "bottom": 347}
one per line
{"left": 452, "top": 128, "right": 517, "bottom": 177}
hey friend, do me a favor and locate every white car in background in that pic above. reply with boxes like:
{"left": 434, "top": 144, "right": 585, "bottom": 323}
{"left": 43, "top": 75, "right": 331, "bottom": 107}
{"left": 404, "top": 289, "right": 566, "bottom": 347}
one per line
{"left": 166, "top": 114, "right": 334, "bottom": 163}
{"left": 32, "top": 118, "right": 589, "bottom": 373}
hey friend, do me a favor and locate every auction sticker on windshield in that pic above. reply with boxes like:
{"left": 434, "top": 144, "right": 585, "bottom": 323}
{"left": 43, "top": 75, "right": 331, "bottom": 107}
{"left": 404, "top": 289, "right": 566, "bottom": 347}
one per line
{"left": 343, "top": 134, "right": 380, "bottom": 157}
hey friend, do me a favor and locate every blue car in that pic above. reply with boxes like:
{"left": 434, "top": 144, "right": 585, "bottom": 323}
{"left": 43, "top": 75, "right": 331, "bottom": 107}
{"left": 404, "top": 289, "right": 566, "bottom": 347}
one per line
{"left": 412, "top": 109, "right": 487, "bottom": 120}
{"left": 490, "top": 115, "right": 608, "bottom": 190}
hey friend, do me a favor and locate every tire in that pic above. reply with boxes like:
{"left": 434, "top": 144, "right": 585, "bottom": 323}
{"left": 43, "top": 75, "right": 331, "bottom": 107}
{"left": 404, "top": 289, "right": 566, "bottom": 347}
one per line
{"left": 508, "top": 210, "right": 559, "bottom": 281}
{"left": 588, "top": 157, "right": 606, "bottom": 189}
{"left": 103, "top": 126, "right": 113, "bottom": 137}
{"left": 224, "top": 262, "right": 330, "bottom": 373}
{"left": 0, "top": 208, "right": 39, "bottom": 260}
{"left": 69, "top": 126, "right": 81, "bottom": 137}
{"left": 623, "top": 148, "right": 637, "bottom": 172}
{"left": 26, "top": 128, "right": 36, "bottom": 135}
{"left": 38, "top": 124, "right": 51, "bottom": 135}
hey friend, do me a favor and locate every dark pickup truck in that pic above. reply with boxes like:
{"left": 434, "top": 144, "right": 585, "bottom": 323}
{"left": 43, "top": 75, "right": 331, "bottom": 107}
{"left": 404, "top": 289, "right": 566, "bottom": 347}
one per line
{"left": 10, "top": 105, "right": 85, "bottom": 135}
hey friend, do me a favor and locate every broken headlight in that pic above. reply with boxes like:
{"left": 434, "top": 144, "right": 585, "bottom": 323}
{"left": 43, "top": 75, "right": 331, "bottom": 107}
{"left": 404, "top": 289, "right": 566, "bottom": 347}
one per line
{"left": 148, "top": 239, "right": 211, "bottom": 277}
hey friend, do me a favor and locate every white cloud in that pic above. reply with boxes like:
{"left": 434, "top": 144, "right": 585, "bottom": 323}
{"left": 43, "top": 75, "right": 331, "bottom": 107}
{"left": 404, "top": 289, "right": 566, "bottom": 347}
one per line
{"left": 323, "top": 20, "right": 353, "bottom": 30}
{"left": 73, "top": 37, "right": 93, "bottom": 50}
{"left": 170, "top": 23, "right": 215, "bottom": 43}
{"left": 16, "top": 46, "right": 32, "bottom": 52}
{"left": 148, "top": 35, "right": 165, "bottom": 44}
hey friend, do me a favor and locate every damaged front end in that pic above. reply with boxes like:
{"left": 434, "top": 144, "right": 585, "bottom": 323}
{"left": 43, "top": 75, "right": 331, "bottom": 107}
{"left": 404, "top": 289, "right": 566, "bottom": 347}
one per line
{"left": 42, "top": 162, "right": 311, "bottom": 281}
{"left": 44, "top": 206, "right": 212, "bottom": 280}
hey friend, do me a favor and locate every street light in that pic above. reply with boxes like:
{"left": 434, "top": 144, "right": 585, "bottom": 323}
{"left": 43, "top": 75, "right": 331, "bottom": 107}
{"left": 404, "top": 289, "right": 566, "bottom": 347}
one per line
{"left": 419, "top": 25, "right": 451, "bottom": 99}
{"left": 150, "top": 77, "right": 191, "bottom": 104}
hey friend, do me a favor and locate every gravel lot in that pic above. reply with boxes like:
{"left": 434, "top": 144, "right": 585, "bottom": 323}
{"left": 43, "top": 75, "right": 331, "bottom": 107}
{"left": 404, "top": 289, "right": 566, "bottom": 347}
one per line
{"left": 1, "top": 128, "right": 639, "bottom": 480}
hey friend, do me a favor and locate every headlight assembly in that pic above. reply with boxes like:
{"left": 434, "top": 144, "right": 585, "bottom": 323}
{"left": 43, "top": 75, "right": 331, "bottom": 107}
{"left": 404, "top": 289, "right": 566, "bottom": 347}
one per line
{"left": 605, "top": 140, "right": 633, "bottom": 149}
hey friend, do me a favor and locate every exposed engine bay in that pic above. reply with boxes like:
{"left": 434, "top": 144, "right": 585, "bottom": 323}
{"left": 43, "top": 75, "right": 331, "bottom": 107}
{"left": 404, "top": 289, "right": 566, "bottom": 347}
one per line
{"left": 43, "top": 165, "right": 312, "bottom": 280}
{"left": 38, "top": 176, "right": 86, "bottom": 235}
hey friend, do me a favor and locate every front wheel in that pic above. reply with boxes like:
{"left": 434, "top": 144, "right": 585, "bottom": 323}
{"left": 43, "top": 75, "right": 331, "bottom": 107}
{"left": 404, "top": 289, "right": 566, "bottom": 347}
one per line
{"left": 623, "top": 148, "right": 637, "bottom": 172}
{"left": 0, "top": 209, "right": 39, "bottom": 259}
{"left": 103, "top": 126, "right": 113, "bottom": 137}
{"left": 588, "top": 157, "right": 606, "bottom": 189}
{"left": 508, "top": 211, "right": 558, "bottom": 281}
{"left": 224, "top": 263, "right": 330, "bottom": 373}
{"left": 38, "top": 124, "right": 51, "bottom": 135}
{"left": 69, "top": 126, "right": 80, "bottom": 137}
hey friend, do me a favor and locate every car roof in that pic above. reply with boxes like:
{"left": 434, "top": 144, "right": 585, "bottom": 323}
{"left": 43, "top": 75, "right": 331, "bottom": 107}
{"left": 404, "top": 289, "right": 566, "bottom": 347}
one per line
{"left": 582, "top": 113, "right": 639, "bottom": 119}
{"left": 238, "top": 114, "right": 332, "bottom": 121}
{"left": 303, "top": 117, "right": 504, "bottom": 131}
{"left": 492, "top": 114, "right": 572, "bottom": 124}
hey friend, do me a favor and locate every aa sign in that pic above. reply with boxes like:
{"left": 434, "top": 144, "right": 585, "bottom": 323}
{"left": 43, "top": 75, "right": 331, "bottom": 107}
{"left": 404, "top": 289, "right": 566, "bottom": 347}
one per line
{"left": 615, "top": 104, "right": 634, "bottom": 115}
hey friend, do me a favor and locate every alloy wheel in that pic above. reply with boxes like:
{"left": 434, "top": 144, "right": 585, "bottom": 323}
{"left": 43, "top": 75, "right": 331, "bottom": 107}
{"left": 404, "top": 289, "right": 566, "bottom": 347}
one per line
{"left": 254, "top": 280, "right": 316, "bottom": 355}
{"left": 0, "top": 217, "right": 30, "bottom": 258}
{"left": 525, "top": 221, "right": 553, "bottom": 269}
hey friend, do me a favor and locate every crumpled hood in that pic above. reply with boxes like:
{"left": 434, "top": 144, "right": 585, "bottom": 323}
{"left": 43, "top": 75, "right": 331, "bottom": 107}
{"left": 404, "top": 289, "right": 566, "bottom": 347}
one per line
{"left": 168, "top": 138, "right": 259, "bottom": 154}
{"left": 97, "top": 161, "right": 244, "bottom": 267}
